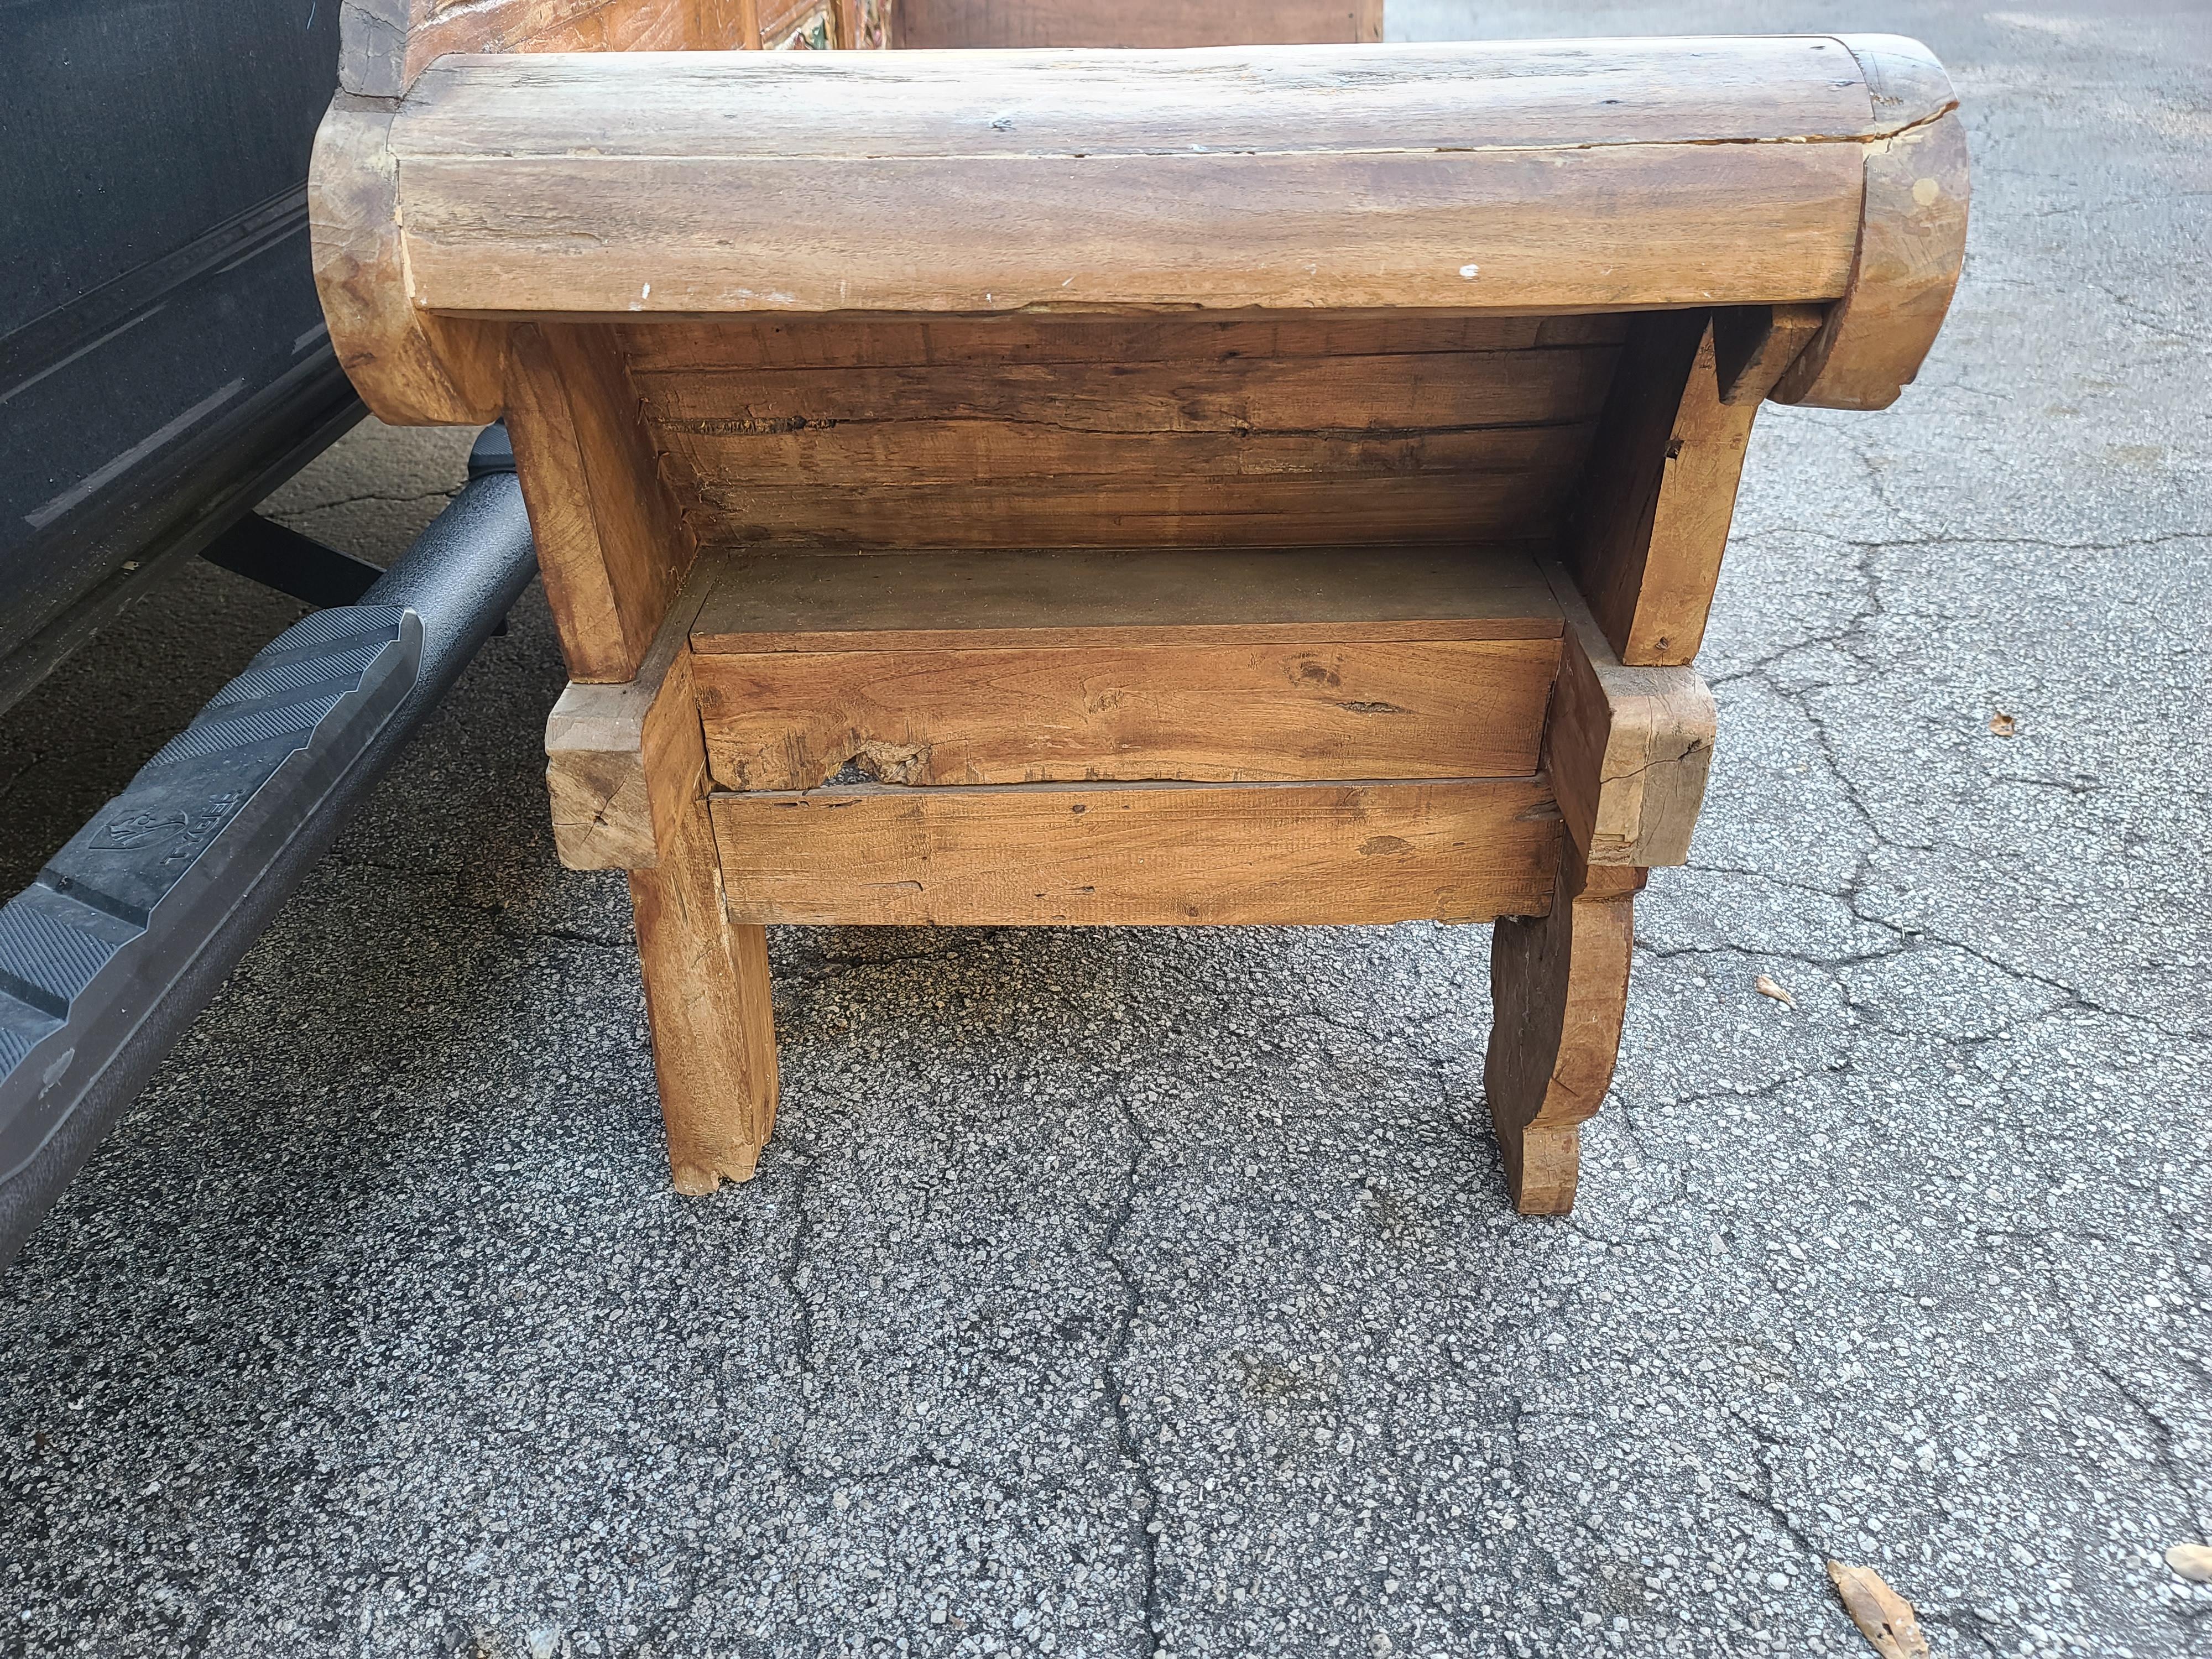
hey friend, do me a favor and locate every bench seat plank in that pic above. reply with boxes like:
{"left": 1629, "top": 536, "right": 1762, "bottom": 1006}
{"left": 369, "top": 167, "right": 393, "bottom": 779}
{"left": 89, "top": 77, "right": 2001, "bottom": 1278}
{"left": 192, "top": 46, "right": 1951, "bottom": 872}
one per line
{"left": 688, "top": 545, "right": 1561, "bottom": 653}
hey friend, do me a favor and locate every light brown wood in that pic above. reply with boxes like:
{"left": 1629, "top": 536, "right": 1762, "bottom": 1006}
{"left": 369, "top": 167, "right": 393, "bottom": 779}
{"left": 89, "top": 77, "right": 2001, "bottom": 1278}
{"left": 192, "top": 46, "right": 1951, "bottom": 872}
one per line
{"left": 337, "top": 27, "right": 1969, "bottom": 1213}
{"left": 544, "top": 573, "right": 717, "bottom": 870}
{"left": 1541, "top": 565, "right": 1715, "bottom": 867}
{"left": 710, "top": 778, "right": 1561, "bottom": 925}
{"left": 556, "top": 570, "right": 776, "bottom": 1191}
{"left": 890, "top": 0, "right": 1381, "bottom": 49}
{"left": 391, "top": 141, "right": 1864, "bottom": 324}
{"left": 688, "top": 547, "right": 1563, "bottom": 653}
{"left": 375, "top": 42, "right": 1886, "bottom": 321}
{"left": 1484, "top": 849, "right": 1642, "bottom": 1214}
{"left": 340, "top": 0, "right": 765, "bottom": 98}
{"left": 638, "top": 346, "right": 1618, "bottom": 435}
{"left": 627, "top": 654, "right": 780, "bottom": 1191}
{"left": 306, "top": 97, "right": 506, "bottom": 427}
{"left": 636, "top": 318, "right": 1617, "bottom": 551}
{"left": 619, "top": 313, "right": 1630, "bottom": 373}
{"left": 1714, "top": 303, "right": 1826, "bottom": 407}
{"left": 504, "top": 323, "right": 697, "bottom": 682}
{"left": 1773, "top": 40, "right": 1969, "bottom": 409}
{"left": 696, "top": 638, "right": 1559, "bottom": 789}
{"left": 688, "top": 470, "right": 1578, "bottom": 552}
{"left": 1562, "top": 310, "right": 1761, "bottom": 667}
{"left": 667, "top": 420, "right": 1593, "bottom": 492}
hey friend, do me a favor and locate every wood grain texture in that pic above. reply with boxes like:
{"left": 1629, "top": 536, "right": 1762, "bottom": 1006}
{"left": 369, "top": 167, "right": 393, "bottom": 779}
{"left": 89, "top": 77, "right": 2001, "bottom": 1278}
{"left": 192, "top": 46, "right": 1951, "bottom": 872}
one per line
{"left": 544, "top": 574, "right": 716, "bottom": 869}
{"left": 1562, "top": 310, "right": 1763, "bottom": 667}
{"left": 890, "top": 0, "right": 1381, "bottom": 49}
{"left": 504, "top": 322, "right": 697, "bottom": 681}
{"left": 638, "top": 346, "right": 1619, "bottom": 434}
{"left": 710, "top": 778, "right": 1562, "bottom": 925}
{"left": 340, "top": 0, "right": 761, "bottom": 98}
{"left": 1773, "top": 45, "right": 1970, "bottom": 410}
{"left": 687, "top": 470, "right": 1575, "bottom": 552}
{"left": 688, "top": 546, "right": 1563, "bottom": 653}
{"left": 1714, "top": 303, "right": 1826, "bottom": 406}
{"left": 627, "top": 670, "right": 780, "bottom": 1192}
{"left": 1484, "top": 849, "right": 1642, "bottom": 1214}
{"left": 394, "top": 38, "right": 1883, "bottom": 158}
{"left": 696, "top": 637, "right": 1559, "bottom": 789}
{"left": 641, "top": 320, "right": 1615, "bottom": 551}
{"left": 619, "top": 313, "right": 1630, "bottom": 372}
{"left": 393, "top": 140, "right": 1865, "bottom": 321}
{"left": 378, "top": 40, "right": 1895, "bottom": 318}
{"left": 1542, "top": 565, "right": 1715, "bottom": 867}
{"left": 306, "top": 97, "right": 505, "bottom": 426}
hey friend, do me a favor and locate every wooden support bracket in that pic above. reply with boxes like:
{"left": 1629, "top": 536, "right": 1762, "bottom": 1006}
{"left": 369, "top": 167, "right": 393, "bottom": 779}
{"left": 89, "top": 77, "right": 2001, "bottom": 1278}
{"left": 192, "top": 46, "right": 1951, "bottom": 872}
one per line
{"left": 544, "top": 568, "right": 717, "bottom": 872}
{"left": 1542, "top": 564, "right": 1715, "bottom": 868}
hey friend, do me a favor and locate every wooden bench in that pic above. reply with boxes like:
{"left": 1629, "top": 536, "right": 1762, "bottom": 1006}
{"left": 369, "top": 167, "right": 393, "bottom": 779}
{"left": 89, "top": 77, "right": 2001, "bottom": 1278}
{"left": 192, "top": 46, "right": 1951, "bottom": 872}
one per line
{"left": 309, "top": 22, "right": 1968, "bottom": 1213}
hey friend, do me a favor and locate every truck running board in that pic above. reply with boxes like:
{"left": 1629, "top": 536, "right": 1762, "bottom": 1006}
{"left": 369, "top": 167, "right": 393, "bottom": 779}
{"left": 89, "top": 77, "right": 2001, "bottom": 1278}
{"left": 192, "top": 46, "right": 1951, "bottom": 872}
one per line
{"left": 0, "top": 427, "right": 536, "bottom": 1271}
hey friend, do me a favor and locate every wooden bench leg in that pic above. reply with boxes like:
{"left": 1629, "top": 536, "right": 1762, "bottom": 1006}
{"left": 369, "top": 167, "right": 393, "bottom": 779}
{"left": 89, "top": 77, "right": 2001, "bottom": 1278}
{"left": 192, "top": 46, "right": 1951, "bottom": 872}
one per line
{"left": 629, "top": 800, "right": 778, "bottom": 1193}
{"left": 545, "top": 575, "right": 778, "bottom": 1193}
{"left": 1483, "top": 853, "right": 1643, "bottom": 1214}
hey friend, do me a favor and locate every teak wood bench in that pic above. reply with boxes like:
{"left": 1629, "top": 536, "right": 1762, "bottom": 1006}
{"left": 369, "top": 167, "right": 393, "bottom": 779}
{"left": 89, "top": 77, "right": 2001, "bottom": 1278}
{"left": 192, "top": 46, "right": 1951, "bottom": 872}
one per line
{"left": 309, "top": 15, "right": 1967, "bottom": 1213}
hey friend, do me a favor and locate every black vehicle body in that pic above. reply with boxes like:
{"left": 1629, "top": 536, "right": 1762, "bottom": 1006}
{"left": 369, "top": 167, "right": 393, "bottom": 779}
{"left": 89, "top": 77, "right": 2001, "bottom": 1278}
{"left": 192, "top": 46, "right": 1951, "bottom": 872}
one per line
{"left": 1, "top": 0, "right": 361, "bottom": 711}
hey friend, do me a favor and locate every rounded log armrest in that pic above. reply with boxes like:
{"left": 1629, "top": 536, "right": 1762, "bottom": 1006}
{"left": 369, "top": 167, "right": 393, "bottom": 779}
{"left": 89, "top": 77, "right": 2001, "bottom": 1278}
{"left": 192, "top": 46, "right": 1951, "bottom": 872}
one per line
{"left": 1770, "top": 35, "right": 1970, "bottom": 411}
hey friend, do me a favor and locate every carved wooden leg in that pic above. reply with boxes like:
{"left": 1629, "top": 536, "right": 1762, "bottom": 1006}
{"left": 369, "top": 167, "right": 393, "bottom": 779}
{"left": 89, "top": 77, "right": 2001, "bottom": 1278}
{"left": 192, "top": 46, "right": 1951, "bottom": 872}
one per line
{"left": 1483, "top": 852, "right": 1644, "bottom": 1214}
{"left": 628, "top": 788, "right": 779, "bottom": 1194}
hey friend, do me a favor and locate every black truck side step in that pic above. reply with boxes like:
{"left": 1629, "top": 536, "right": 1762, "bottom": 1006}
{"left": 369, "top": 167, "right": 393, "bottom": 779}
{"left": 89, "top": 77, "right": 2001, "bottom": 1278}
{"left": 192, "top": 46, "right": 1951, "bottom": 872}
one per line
{"left": 0, "top": 427, "right": 537, "bottom": 1271}
{"left": 0, "top": 604, "right": 422, "bottom": 1184}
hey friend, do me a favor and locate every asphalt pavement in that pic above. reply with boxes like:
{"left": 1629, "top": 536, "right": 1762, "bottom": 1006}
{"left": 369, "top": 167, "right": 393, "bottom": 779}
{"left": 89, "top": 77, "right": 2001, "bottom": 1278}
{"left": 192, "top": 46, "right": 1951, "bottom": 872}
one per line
{"left": 2, "top": 3, "right": 2208, "bottom": 1656}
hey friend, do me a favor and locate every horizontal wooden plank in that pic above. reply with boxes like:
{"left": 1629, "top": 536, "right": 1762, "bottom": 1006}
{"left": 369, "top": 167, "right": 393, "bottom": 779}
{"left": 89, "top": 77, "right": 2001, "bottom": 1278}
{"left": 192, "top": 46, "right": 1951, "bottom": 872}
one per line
{"left": 686, "top": 469, "right": 1574, "bottom": 550}
{"left": 708, "top": 778, "right": 1562, "bottom": 925}
{"left": 395, "top": 141, "right": 1866, "bottom": 318}
{"left": 618, "top": 312, "right": 1630, "bottom": 373}
{"left": 395, "top": 40, "right": 1884, "bottom": 160}
{"left": 637, "top": 347, "right": 1617, "bottom": 432}
{"left": 695, "top": 636, "right": 1559, "bottom": 789}
{"left": 688, "top": 545, "right": 1562, "bottom": 653}
{"left": 890, "top": 0, "right": 1381, "bottom": 50}
{"left": 660, "top": 419, "right": 1594, "bottom": 489}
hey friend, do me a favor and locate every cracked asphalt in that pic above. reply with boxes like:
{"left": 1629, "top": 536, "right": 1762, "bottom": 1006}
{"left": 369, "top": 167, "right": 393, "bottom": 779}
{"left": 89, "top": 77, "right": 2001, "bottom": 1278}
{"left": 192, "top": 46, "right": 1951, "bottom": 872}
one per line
{"left": 2, "top": 2, "right": 2208, "bottom": 1656}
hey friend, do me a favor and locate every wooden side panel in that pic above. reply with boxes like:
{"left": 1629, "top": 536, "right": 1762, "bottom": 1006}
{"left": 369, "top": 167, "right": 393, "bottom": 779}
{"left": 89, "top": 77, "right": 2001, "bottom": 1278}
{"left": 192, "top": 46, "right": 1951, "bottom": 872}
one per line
{"left": 639, "top": 347, "right": 1619, "bottom": 433}
{"left": 694, "top": 637, "right": 1560, "bottom": 789}
{"left": 505, "top": 322, "right": 697, "bottom": 682}
{"left": 709, "top": 779, "right": 1562, "bottom": 925}
{"left": 637, "top": 319, "right": 1620, "bottom": 551}
{"left": 677, "top": 437, "right": 1589, "bottom": 552}
{"left": 619, "top": 314, "right": 1630, "bottom": 372}
{"left": 890, "top": 0, "right": 1381, "bottom": 49}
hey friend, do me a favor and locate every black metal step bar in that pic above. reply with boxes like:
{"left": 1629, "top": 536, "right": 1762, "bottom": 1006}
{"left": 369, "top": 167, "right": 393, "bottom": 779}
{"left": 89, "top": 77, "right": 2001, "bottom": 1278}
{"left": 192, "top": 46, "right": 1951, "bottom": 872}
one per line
{"left": 0, "top": 426, "right": 536, "bottom": 1272}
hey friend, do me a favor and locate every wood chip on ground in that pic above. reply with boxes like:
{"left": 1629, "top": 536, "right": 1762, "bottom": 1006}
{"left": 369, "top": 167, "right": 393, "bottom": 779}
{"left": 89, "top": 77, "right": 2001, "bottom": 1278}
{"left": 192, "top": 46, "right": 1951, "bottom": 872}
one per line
{"left": 1827, "top": 1561, "right": 1932, "bottom": 1659}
